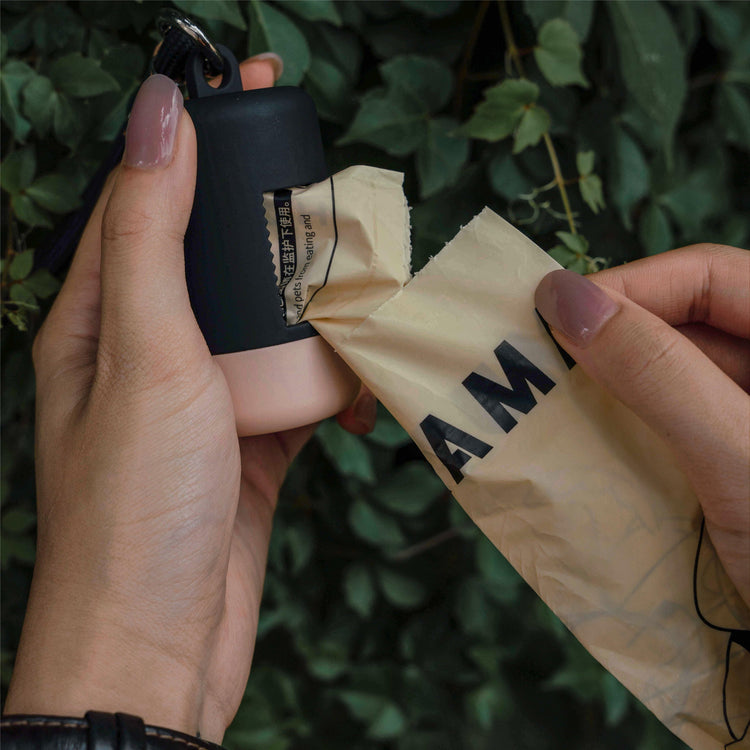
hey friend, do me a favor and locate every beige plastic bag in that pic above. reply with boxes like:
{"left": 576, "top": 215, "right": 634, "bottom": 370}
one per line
{"left": 265, "top": 167, "right": 750, "bottom": 749}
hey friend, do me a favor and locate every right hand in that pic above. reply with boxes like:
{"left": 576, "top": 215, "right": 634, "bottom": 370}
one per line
{"left": 535, "top": 244, "right": 750, "bottom": 606}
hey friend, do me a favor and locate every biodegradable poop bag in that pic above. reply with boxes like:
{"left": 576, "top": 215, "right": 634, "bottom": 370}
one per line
{"left": 263, "top": 166, "right": 750, "bottom": 749}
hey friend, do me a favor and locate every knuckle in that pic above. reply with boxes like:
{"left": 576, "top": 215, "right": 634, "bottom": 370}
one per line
{"left": 95, "top": 325, "right": 192, "bottom": 394}
{"left": 101, "top": 200, "right": 156, "bottom": 247}
{"left": 620, "top": 329, "right": 684, "bottom": 395}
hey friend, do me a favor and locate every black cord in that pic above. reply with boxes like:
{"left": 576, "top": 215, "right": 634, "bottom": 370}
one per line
{"left": 692, "top": 517, "right": 750, "bottom": 746}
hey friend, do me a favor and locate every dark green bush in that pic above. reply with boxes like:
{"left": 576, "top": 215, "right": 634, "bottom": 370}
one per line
{"left": 3, "top": 1, "right": 749, "bottom": 746}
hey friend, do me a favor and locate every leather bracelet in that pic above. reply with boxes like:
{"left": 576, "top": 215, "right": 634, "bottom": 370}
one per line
{"left": 1, "top": 711, "right": 225, "bottom": 750}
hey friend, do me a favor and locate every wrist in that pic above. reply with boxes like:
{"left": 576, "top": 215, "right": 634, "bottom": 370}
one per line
{"left": 5, "top": 578, "right": 224, "bottom": 742}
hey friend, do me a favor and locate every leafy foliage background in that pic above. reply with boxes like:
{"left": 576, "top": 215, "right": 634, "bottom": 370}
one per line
{"left": 2, "top": 1, "right": 749, "bottom": 747}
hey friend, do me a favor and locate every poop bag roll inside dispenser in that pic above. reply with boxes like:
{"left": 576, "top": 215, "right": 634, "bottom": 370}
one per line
{"left": 183, "top": 45, "right": 360, "bottom": 436}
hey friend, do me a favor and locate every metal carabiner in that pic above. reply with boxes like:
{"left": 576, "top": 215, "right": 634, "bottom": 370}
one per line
{"left": 152, "top": 8, "right": 224, "bottom": 82}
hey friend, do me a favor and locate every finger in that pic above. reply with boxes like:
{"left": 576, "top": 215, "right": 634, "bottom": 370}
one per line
{"left": 535, "top": 270, "right": 750, "bottom": 602}
{"left": 209, "top": 52, "right": 282, "bottom": 90}
{"left": 33, "top": 171, "right": 117, "bottom": 396}
{"left": 337, "top": 385, "right": 377, "bottom": 435}
{"left": 677, "top": 322, "right": 750, "bottom": 392}
{"left": 238, "top": 53, "right": 283, "bottom": 89}
{"left": 98, "top": 75, "right": 200, "bottom": 363}
{"left": 589, "top": 244, "right": 750, "bottom": 339}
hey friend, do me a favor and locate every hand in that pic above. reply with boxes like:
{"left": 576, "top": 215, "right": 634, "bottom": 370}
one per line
{"left": 535, "top": 244, "right": 750, "bottom": 606}
{"left": 4, "top": 57, "right": 376, "bottom": 741}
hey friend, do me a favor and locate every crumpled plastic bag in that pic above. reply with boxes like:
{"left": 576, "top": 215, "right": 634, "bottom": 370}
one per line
{"left": 263, "top": 166, "right": 750, "bottom": 749}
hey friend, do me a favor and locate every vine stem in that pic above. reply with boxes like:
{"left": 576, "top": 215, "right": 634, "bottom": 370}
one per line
{"left": 453, "top": 0, "right": 490, "bottom": 117}
{"left": 498, "top": 0, "right": 578, "bottom": 235}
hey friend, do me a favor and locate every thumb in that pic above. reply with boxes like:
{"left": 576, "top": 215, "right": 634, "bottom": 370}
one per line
{"left": 535, "top": 269, "right": 749, "bottom": 597}
{"left": 98, "top": 74, "right": 200, "bottom": 363}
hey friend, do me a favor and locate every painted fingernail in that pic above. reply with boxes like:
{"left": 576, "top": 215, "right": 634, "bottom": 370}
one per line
{"left": 353, "top": 392, "right": 377, "bottom": 432}
{"left": 250, "top": 52, "right": 284, "bottom": 82}
{"left": 123, "top": 74, "right": 183, "bottom": 169}
{"left": 534, "top": 269, "right": 619, "bottom": 347}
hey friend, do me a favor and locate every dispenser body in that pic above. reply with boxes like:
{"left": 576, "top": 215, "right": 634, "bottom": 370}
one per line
{"left": 184, "top": 53, "right": 359, "bottom": 435}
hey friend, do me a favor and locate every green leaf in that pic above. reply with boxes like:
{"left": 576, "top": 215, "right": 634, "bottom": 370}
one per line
{"left": 380, "top": 55, "right": 453, "bottom": 114}
{"left": 602, "top": 672, "right": 630, "bottom": 725}
{"left": 348, "top": 499, "right": 405, "bottom": 547}
{"left": 12, "top": 193, "right": 54, "bottom": 229}
{"left": 173, "top": 0, "right": 247, "bottom": 29}
{"left": 718, "top": 84, "right": 750, "bottom": 152}
{"left": 284, "top": 522, "right": 315, "bottom": 575}
{"left": 579, "top": 173, "right": 605, "bottom": 214}
{"left": 524, "top": 0, "right": 596, "bottom": 41}
{"left": 31, "top": 3, "right": 84, "bottom": 51}
{"left": 416, "top": 117, "right": 470, "bottom": 198}
{"left": 26, "top": 174, "right": 82, "bottom": 213}
{"left": 305, "top": 648, "right": 349, "bottom": 680}
{"left": 400, "top": 0, "right": 460, "bottom": 17}
{"left": 367, "top": 703, "right": 407, "bottom": 740}
{"left": 548, "top": 244, "right": 577, "bottom": 267}
{"left": 460, "top": 79, "right": 539, "bottom": 142}
{"left": 638, "top": 202, "right": 673, "bottom": 255}
{"left": 554, "top": 230, "right": 589, "bottom": 255}
{"left": 317, "top": 421, "right": 375, "bottom": 483}
{"left": 373, "top": 462, "right": 444, "bottom": 516}
{"left": 0, "top": 534, "right": 35, "bottom": 566}
{"left": 21, "top": 74, "right": 55, "bottom": 137}
{"left": 338, "top": 55, "right": 451, "bottom": 155}
{"left": 94, "top": 82, "right": 139, "bottom": 142}
{"left": 366, "top": 407, "right": 411, "bottom": 447}
{"left": 0, "top": 60, "right": 34, "bottom": 140}
{"left": 5, "top": 309, "right": 29, "bottom": 332}
{"left": 377, "top": 567, "right": 427, "bottom": 608}
{"left": 304, "top": 57, "right": 353, "bottom": 123}
{"left": 1, "top": 146, "right": 36, "bottom": 193}
{"left": 609, "top": 126, "right": 649, "bottom": 230}
{"left": 337, "top": 87, "right": 427, "bottom": 156}
{"left": 248, "top": 1, "right": 311, "bottom": 85}
{"left": 23, "top": 269, "right": 60, "bottom": 299}
{"left": 576, "top": 150, "right": 595, "bottom": 176}
{"left": 337, "top": 690, "right": 387, "bottom": 722}
{"left": 1, "top": 508, "right": 35, "bottom": 534}
{"left": 534, "top": 19, "right": 588, "bottom": 88}
{"left": 52, "top": 93, "right": 80, "bottom": 150}
{"left": 513, "top": 105, "right": 550, "bottom": 153}
{"left": 343, "top": 564, "right": 376, "bottom": 617}
{"left": 475, "top": 536, "right": 522, "bottom": 604}
{"left": 607, "top": 1, "right": 687, "bottom": 157}
{"left": 487, "top": 149, "right": 535, "bottom": 201}
{"left": 466, "top": 682, "right": 511, "bottom": 729}
{"left": 9, "top": 250, "right": 34, "bottom": 281}
{"left": 283, "top": 0, "right": 341, "bottom": 26}
{"left": 9, "top": 282, "right": 37, "bottom": 307}
{"left": 49, "top": 53, "right": 120, "bottom": 98}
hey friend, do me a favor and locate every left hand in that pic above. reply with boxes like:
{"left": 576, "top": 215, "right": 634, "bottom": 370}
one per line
{"left": 4, "top": 56, "right": 375, "bottom": 742}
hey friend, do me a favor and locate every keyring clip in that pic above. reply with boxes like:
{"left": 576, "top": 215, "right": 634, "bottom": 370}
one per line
{"left": 154, "top": 8, "right": 224, "bottom": 80}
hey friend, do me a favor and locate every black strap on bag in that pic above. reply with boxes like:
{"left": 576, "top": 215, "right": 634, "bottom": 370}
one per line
{"left": 35, "top": 9, "right": 222, "bottom": 273}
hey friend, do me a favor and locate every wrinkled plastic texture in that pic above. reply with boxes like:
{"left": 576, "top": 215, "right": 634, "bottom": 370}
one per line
{"left": 288, "top": 166, "right": 749, "bottom": 750}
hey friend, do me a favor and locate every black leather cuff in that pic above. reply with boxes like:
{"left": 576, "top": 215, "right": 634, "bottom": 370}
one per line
{"left": 1, "top": 712, "right": 225, "bottom": 750}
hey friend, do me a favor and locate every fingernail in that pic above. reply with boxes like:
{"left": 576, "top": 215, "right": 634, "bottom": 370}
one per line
{"left": 250, "top": 52, "right": 284, "bottom": 82}
{"left": 535, "top": 269, "right": 619, "bottom": 347}
{"left": 124, "top": 74, "right": 183, "bottom": 169}
{"left": 353, "top": 392, "right": 377, "bottom": 432}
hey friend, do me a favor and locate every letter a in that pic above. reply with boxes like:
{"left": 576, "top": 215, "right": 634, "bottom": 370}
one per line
{"left": 419, "top": 414, "right": 492, "bottom": 484}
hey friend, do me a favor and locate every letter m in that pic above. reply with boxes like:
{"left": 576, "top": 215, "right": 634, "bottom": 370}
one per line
{"left": 463, "top": 341, "right": 555, "bottom": 433}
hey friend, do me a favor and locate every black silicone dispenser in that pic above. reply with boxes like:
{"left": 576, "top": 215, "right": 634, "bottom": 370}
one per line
{"left": 182, "top": 44, "right": 359, "bottom": 436}
{"left": 183, "top": 44, "right": 326, "bottom": 354}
